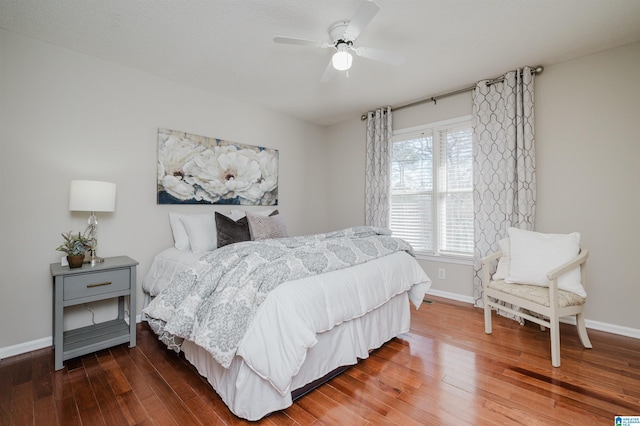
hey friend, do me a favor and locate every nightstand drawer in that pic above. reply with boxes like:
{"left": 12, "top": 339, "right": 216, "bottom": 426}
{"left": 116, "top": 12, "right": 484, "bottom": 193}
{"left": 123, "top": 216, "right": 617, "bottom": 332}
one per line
{"left": 63, "top": 268, "right": 131, "bottom": 300}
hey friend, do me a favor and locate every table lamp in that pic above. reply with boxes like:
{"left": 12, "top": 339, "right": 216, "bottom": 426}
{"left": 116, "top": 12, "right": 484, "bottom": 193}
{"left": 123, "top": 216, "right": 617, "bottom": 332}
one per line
{"left": 68, "top": 180, "right": 116, "bottom": 265}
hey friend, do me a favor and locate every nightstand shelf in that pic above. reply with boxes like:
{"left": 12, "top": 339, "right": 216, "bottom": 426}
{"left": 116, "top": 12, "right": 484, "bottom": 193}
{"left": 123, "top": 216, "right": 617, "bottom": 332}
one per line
{"left": 51, "top": 256, "right": 138, "bottom": 371}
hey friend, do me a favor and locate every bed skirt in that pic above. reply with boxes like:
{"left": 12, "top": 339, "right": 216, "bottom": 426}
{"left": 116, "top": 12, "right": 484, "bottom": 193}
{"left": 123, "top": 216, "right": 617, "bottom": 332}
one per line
{"left": 181, "top": 292, "right": 411, "bottom": 421}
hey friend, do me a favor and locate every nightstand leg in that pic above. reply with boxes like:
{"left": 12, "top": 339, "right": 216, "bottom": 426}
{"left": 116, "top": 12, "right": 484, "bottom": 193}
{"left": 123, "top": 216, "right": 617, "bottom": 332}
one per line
{"left": 53, "top": 276, "right": 64, "bottom": 371}
{"left": 129, "top": 265, "right": 137, "bottom": 347}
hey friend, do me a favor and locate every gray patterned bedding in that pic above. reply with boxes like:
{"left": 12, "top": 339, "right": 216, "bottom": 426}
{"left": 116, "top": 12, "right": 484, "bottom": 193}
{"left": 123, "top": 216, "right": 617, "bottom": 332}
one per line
{"left": 143, "top": 226, "right": 415, "bottom": 368}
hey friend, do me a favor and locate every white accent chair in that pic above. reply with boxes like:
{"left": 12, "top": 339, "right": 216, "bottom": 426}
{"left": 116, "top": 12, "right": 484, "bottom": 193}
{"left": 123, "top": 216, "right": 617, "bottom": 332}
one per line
{"left": 481, "top": 246, "right": 592, "bottom": 367}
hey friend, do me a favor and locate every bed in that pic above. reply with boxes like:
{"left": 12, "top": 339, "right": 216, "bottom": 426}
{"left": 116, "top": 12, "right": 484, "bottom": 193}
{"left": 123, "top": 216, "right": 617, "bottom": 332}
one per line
{"left": 142, "top": 215, "right": 431, "bottom": 421}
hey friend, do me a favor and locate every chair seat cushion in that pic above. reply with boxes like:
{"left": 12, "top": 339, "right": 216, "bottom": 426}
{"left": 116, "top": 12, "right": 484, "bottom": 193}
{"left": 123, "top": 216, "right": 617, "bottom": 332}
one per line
{"left": 488, "top": 280, "right": 586, "bottom": 307}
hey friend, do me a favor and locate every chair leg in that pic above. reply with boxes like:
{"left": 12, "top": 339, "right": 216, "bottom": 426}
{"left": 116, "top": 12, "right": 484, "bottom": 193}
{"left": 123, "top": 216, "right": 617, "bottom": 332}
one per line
{"left": 484, "top": 296, "right": 492, "bottom": 334}
{"left": 550, "top": 319, "right": 561, "bottom": 367}
{"left": 576, "top": 312, "right": 593, "bottom": 349}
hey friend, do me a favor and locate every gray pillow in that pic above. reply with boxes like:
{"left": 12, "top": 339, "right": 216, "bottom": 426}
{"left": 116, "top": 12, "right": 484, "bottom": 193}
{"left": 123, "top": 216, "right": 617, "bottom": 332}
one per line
{"left": 247, "top": 211, "right": 288, "bottom": 240}
{"left": 215, "top": 212, "right": 251, "bottom": 248}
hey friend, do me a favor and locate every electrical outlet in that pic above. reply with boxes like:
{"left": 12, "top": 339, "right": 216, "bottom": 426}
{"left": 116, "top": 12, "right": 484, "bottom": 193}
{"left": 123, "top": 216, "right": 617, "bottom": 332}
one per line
{"left": 438, "top": 268, "right": 446, "bottom": 280}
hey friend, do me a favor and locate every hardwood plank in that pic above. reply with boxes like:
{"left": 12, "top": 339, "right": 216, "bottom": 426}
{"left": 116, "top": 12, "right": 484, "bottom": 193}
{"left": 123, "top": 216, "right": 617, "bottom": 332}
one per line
{"left": 54, "top": 395, "right": 81, "bottom": 426}
{"left": 82, "top": 353, "right": 130, "bottom": 425}
{"left": 0, "top": 362, "right": 13, "bottom": 426}
{"left": 115, "top": 389, "right": 148, "bottom": 425}
{"left": 97, "top": 350, "right": 132, "bottom": 395}
{"left": 318, "top": 383, "right": 398, "bottom": 425}
{"left": 110, "top": 345, "right": 157, "bottom": 402}
{"left": 138, "top": 394, "right": 178, "bottom": 426}
{"left": 10, "top": 381, "right": 33, "bottom": 426}
{"left": 278, "top": 400, "right": 323, "bottom": 425}
{"left": 68, "top": 364, "right": 106, "bottom": 426}
{"left": 144, "top": 370, "right": 201, "bottom": 425}
{"left": 31, "top": 348, "right": 53, "bottom": 400}
{"left": 294, "top": 388, "right": 369, "bottom": 425}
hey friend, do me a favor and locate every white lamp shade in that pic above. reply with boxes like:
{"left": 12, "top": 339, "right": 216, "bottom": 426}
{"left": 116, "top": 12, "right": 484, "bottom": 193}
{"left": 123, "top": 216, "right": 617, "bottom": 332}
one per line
{"left": 69, "top": 180, "right": 117, "bottom": 212}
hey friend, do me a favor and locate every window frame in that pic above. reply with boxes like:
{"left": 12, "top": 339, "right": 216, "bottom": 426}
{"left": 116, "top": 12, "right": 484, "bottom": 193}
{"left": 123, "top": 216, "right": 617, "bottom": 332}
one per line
{"left": 390, "top": 115, "right": 473, "bottom": 263}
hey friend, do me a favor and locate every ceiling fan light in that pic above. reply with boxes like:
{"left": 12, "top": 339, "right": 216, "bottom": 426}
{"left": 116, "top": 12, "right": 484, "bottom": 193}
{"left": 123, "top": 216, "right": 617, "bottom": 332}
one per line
{"left": 332, "top": 49, "right": 353, "bottom": 71}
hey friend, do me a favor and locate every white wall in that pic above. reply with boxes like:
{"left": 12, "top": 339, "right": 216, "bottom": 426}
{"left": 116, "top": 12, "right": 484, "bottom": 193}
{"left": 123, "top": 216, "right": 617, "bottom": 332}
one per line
{"left": 535, "top": 42, "right": 640, "bottom": 330}
{"left": 327, "top": 42, "right": 640, "bottom": 331}
{"left": 0, "top": 30, "right": 329, "bottom": 351}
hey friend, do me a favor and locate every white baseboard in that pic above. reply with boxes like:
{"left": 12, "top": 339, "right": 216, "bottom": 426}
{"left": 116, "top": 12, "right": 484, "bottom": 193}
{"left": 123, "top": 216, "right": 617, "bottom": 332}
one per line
{"left": 426, "top": 289, "right": 640, "bottom": 340}
{"left": 0, "top": 336, "right": 52, "bottom": 361}
{"left": 560, "top": 316, "right": 640, "bottom": 339}
{"left": 425, "top": 288, "right": 475, "bottom": 305}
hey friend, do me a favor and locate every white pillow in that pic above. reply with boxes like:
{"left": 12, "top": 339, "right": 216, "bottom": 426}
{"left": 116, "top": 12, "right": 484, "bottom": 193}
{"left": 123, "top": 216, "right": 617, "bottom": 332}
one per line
{"left": 180, "top": 213, "right": 217, "bottom": 253}
{"left": 505, "top": 227, "right": 585, "bottom": 297}
{"left": 169, "top": 212, "right": 199, "bottom": 250}
{"left": 492, "top": 238, "right": 510, "bottom": 280}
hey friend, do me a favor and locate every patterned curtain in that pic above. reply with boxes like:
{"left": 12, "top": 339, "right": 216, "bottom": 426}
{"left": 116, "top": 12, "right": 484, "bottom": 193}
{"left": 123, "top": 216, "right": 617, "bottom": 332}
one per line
{"left": 472, "top": 67, "right": 536, "bottom": 308}
{"left": 365, "top": 107, "right": 392, "bottom": 227}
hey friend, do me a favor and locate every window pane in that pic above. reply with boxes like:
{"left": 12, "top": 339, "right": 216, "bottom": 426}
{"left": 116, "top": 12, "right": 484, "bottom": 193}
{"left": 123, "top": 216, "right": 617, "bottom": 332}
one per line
{"left": 391, "top": 136, "right": 432, "bottom": 192}
{"left": 391, "top": 135, "right": 433, "bottom": 253}
{"left": 439, "top": 192, "right": 473, "bottom": 254}
{"left": 390, "top": 193, "right": 432, "bottom": 252}
{"left": 442, "top": 128, "right": 473, "bottom": 190}
{"left": 439, "top": 126, "right": 473, "bottom": 255}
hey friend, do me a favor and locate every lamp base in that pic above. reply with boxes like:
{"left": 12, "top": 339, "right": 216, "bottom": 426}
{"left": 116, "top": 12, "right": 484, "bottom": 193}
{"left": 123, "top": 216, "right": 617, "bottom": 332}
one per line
{"left": 84, "top": 251, "right": 105, "bottom": 266}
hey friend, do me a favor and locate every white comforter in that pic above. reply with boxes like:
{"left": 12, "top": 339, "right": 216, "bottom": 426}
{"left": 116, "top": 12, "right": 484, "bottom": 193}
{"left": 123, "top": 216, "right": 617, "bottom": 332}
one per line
{"left": 238, "top": 250, "right": 429, "bottom": 394}
{"left": 143, "top": 242, "right": 430, "bottom": 397}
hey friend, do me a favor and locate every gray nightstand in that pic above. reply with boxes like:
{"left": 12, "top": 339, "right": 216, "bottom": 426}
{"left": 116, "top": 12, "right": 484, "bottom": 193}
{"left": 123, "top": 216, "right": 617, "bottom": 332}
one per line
{"left": 50, "top": 255, "right": 138, "bottom": 371}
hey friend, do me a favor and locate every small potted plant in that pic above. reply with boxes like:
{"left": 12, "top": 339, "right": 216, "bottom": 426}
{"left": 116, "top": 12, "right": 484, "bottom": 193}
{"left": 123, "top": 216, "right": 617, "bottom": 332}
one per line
{"left": 56, "top": 230, "right": 92, "bottom": 268}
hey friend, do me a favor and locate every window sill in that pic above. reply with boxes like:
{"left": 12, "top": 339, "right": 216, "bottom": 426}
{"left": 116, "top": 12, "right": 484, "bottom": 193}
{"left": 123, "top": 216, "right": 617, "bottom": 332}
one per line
{"left": 414, "top": 253, "right": 473, "bottom": 266}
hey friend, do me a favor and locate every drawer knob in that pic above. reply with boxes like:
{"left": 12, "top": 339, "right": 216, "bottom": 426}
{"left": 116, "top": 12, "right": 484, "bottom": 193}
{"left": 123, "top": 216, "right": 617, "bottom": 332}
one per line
{"left": 86, "top": 281, "right": 112, "bottom": 288}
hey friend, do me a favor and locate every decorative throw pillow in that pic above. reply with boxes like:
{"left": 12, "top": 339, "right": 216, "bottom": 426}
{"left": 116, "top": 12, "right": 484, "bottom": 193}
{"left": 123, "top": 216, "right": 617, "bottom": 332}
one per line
{"left": 215, "top": 212, "right": 251, "bottom": 248}
{"left": 180, "top": 213, "right": 217, "bottom": 253}
{"left": 247, "top": 211, "right": 288, "bottom": 240}
{"left": 492, "top": 238, "right": 510, "bottom": 280}
{"left": 169, "top": 212, "right": 214, "bottom": 251}
{"left": 505, "top": 227, "right": 586, "bottom": 297}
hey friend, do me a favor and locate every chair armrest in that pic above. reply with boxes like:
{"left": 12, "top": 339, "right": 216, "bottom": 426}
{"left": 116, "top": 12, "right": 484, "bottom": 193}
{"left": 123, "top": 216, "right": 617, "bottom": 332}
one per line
{"left": 546, "top": 248, "right": 589, "bottom": 281}
{"left": 481, "top": 250, "right": 503, "bottom": 267}
{"left": 481, "top": 250, "right": 503, "bottom": 289}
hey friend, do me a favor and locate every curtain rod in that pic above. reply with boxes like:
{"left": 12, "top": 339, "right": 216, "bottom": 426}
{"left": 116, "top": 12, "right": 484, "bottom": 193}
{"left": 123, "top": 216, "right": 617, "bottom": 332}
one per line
{"left": 360, "top": 65, "right": 544, "bottom": 120}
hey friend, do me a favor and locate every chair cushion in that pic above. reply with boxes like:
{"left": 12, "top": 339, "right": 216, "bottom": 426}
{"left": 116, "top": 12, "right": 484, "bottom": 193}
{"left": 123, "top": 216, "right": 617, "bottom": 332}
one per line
{"left": 488, "top": 280, "right": 586, "bottom": 308}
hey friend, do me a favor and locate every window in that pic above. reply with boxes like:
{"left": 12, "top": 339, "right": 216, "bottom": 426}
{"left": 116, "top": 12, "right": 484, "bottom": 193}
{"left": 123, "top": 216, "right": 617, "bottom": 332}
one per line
{"left": 390, "top": 117, "right": 473, "bottom": 258}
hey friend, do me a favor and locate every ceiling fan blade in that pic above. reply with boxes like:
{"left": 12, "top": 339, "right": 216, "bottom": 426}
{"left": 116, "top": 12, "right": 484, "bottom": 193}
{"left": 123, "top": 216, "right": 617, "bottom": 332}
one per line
{"left": 273, "top": 36, "right": 329, "bottom": 48}
{"left": 320, "top": 59, "right": 335, "bottom": 83}
{"left": 353, "top": 46, "right": 405, "bottom": 66}
{"left": 343, "top": 0, "right": 380, "bottom": 41}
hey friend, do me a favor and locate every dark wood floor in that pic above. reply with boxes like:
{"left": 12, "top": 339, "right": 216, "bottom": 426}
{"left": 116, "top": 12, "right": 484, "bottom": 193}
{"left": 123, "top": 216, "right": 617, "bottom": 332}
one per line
{"left": 2, "top": 296, "right": 639, "bottom": 425}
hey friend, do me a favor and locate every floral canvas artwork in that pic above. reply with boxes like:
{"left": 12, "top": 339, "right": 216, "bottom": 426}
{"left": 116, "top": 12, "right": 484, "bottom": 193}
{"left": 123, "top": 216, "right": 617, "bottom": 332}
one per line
{"left": 157, "top": 128, "right": 278, "bottom": 205}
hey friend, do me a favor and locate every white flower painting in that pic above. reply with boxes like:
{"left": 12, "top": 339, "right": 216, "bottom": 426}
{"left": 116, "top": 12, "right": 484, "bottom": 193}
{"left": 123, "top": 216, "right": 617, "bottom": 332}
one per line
{"left": 157, "top": 128, "right": 278, "bottom": 205}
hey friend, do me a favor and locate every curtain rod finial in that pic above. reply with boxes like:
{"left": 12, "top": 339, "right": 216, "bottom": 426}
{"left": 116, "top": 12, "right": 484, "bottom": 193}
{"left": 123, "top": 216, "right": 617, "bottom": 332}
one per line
{"left": 534, "top": 65, "right": 544, "bottom": 74}
{"left": 361, "top": 114, "right": 368, "bottom": 121}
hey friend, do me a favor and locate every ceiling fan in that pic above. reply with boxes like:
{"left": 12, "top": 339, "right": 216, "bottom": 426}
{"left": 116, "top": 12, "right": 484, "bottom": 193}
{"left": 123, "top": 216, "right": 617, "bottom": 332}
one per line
{"left": 273, "top": 0, "right": 405, "bottom": 82}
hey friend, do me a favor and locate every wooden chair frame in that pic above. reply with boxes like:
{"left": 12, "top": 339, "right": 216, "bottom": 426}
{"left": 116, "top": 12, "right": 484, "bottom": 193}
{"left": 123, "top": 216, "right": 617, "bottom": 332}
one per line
{"left": 482, "top": 248, "right": 592, "bottom": 367}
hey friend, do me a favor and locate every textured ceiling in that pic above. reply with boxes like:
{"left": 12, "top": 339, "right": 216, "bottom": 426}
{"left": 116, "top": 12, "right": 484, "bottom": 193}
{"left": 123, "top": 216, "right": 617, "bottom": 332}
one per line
{"left": 2, "top": 0, "right": 640, "bottom": 126}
